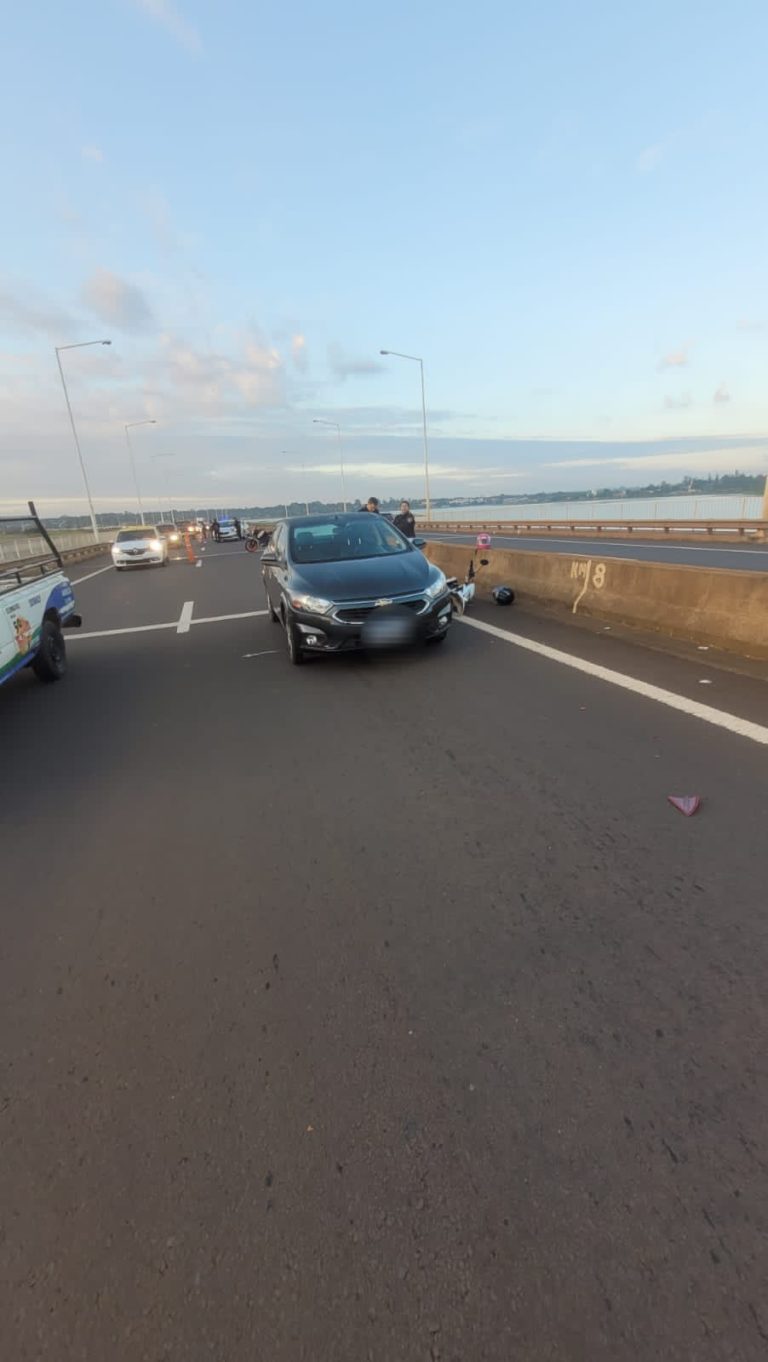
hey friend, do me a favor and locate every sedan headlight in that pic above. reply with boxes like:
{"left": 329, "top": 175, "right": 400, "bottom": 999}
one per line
{"left": 149, "top": 539, "right": 162, "bottom": 551}
{"left": 289, "top": 593, "right": 334, "bottom": 615}
{"left": 425, "top": 570, "right": 447, "bottom": 599}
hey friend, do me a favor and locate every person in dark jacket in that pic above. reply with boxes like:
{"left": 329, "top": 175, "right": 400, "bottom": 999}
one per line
{"left": 234, "top": 517, "right": 242, "bottom": 539}
{"left": 361, "top": 496, "right": 380, "bottom": 513}
{"left": 211, "top": 518, "right": 220, "bottom": 542}
{"left": 394, "top": 500, "right": 416, "bottom": 537}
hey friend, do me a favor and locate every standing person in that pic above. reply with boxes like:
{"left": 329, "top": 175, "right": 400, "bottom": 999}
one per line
{"left": 361, "top": 496, "right": 380, "bottom": 514}
{"left": 211, "top": 517, "right": 220, "bottom": 543}
{"left": 234, "top": 516, "right": 242, "bottom": 539}
{"left": 394, "top": 500, "right": 416, "bottom": 537}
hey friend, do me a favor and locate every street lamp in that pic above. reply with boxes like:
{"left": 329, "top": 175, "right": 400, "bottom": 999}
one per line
{"left": 313, "top": 419, "right": 347, "bottom": 511}
{"left": 281, "top": 451, "right": 310, "bottom": 516}
{"left": 380, "top": 349, "right": 432, "bottom": 521}
{"left": 54, "top": 338, "right": 112, "bottom": 541}
{"left": 124, "top": 420, "right": 156, "bottom": 525}
{"left": 151, "top": 452, "right": 176, "bottom": 521}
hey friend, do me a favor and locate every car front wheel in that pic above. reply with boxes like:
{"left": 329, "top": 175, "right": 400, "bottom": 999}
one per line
{"left": 285, "top": 615, "right": 304, "bottom": 666}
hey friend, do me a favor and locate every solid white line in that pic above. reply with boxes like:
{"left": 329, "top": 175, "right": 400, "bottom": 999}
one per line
{"left": 190, "top": 609, "right": 268, "bottom": 625}
{"left": 69, "top": 621, "right": 178, "bottom": 640}
{"left": 439, "top": 534, "right": 768, "bottom": 559}
{"left": 177, "top": 600, "right": 194, "bottom": 633}
{"left": 459, "top": 616, "right": 768, "bottom": 747}
{"left": 69, "top": 563, "right": 114, "bottom": 585}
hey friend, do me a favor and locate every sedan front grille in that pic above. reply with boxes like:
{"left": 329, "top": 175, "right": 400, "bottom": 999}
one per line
{"left": 334, "top": 594, "right": 428, "bottom": 623}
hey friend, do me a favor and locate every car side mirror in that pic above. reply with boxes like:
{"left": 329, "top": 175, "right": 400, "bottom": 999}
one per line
{"left": 412, "top": 537, "right": 427, "bottom": 548}
{"left": 261, "top": 549, "right": 278, "bottom": 564}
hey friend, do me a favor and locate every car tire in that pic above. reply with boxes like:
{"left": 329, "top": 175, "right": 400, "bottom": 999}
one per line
{"left": 285, "top": 616, "right": 304, "bottom": 666}
{"left": 32, "top": 619, "right": 67, "bottom": 682}
{"left": 115, "top": 565, "right": 124, "bottom": 571}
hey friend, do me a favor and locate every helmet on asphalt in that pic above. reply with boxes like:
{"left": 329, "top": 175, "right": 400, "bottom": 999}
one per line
{"left": 476, "top": 533, "right": 491, "bottom": 548}
{"left": 492, "top": 585, "right": 515, "bottom": 606}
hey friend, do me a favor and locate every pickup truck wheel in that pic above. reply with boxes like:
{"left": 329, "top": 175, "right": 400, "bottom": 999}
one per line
{"left": 32, "top": 619, "right": 67, "bottom": 682}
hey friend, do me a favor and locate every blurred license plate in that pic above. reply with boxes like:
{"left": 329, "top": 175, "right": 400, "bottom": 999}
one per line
{"left": 361, "top": 607, "right": 418, "bottom": 649}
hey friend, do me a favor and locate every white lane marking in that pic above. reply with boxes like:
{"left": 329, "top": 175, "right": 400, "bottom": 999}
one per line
{"left": 69, "top": 621, "right": 178, "bottom": 640}
{"left": 69, "top": 562, "right": 114, "bottom": 585}
{"left": 438, "top": 534, "right": 768, "bottom": 560}
{"left": 243, "top": 650, "right": 278, "bottom": 659}
{"left": 459, "top": 616, "right": 768, "bottom": 747}
{"left": 190, "top": 609, "right": 268, "bottom": 625}
{"left": 70, "top": 609, "right": 269, "bottom": 640}
{"left": 177, "top": 600, "right": 194, "bottom": 634}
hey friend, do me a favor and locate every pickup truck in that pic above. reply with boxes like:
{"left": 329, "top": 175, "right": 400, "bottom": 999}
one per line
{"left": 1, "top": 502, "right": 82, "bottom": 687}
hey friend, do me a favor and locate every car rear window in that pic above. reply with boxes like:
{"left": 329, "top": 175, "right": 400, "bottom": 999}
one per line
{"left": 290, "top": 517, "right": 409, "bottom": 564}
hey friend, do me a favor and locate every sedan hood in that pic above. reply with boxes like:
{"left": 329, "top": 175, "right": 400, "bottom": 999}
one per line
{"left": 292, "top": 551, "right": 434, "bottom": 601}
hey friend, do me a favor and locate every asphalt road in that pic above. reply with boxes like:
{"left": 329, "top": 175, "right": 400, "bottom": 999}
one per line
{"left": 2, "top": 541, "right": 768, "bottom": 1361}
{"left": 431, "top": 531, "right": 768, "bottom": 571}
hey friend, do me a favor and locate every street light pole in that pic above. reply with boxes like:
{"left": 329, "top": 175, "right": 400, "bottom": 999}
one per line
{"left": 380, "top": 349, "right": 432, "bottom": 521}
{"left": 54, "top": 338, "right": 112, "bottom": 541}
{"left": 151, "top": 453, "right": 176, "bottom": 521}
{"left": 124, "top": 419, "right": 156, "bottom": 525}
{"left": 313, "top": 419, "right": 347, "bottom": 511}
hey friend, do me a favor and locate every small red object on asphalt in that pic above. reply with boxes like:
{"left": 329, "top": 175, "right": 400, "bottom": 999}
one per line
{"left": 667, "top": 796, "right": 701, "bottom": 817}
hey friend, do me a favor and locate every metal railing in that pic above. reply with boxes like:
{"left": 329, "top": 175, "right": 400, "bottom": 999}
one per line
{"left": 420, "top": 518, "right": 768, "bottom": 541}
{"left": 0, "top": 529, "right": 112, "bottom": 564}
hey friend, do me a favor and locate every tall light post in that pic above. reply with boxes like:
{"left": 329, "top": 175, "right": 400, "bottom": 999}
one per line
{"left": 313, "top": 419, "right": 347, "bottom": 511}
{"left": 54, "top": 338, "right": 112, "bottom": 541}
{"left": 124, "top": 419, "right": 156, "bottom": 525}
{"left": 380, "top": 349, "right": 432, "bottom": 521}
{"left": 151, "top": 453, "right": 176, "bottom": 521}
{"left": 281, "top": 451, "right": 310, "bottom": 515}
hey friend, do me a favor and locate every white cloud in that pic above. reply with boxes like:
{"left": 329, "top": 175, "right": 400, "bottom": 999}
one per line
{"left": 291, "top": 333, "right": 308, "bottom": 371}
{"left": 81, "top": 145, "right": 104, "bottom": 163}
{"left": 82, "top": 268, "right": 154, "bottom": 331}
{"left": 657, "top": 346, "right": 689, "bottom": 371}
{"left": 663, "top": 392, "right": 692, "bottom": 411}
{"left": 737, "top": 318, "right": 764, "bottom": 332}
{"left": 133, "top": 0, "right": 202, "bottom": 54}
{"left": 0, "top": 282, "right": 80, "bottom": 338}
{"left": 713, "top": 383, "right": 731, "bottom": 404}
{"left": 548, "top": 445, "right": 768, "bottom": 473}
{"left": 328, "top": 344, "right": 384, "bottom": 380}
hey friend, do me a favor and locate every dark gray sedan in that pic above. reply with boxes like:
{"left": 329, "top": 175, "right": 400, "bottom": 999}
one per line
{"left": 261, "top": 514, "right": 452, "bottom": 665}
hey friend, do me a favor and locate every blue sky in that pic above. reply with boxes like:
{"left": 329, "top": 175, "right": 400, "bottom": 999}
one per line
{"left": 1, "top": 0, "right": 767, "bottom": 513}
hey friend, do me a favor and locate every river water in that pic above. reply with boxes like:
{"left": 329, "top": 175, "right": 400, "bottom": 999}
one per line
{"left": 420, "top": 494, "right": 763, "bottom": 522}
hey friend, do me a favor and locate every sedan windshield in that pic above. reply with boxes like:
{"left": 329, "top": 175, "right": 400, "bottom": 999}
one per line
{"left": 290, "top": 517, "right": 410, "bottom": 564}
{"left": 115, "top": 528, "right": 155, "bottom": 542}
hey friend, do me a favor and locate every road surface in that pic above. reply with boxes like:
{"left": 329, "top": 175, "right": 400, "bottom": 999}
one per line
{"left": 430, "top": 531, "right": 768, "bottom": 571}
{"left": 2, "top": 541, "right": 767, "bottom": 1361}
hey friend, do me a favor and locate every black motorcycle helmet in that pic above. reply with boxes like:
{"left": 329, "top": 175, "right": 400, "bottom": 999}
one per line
{"left": 492, "top": 585, "right": 515, "bottom": 606}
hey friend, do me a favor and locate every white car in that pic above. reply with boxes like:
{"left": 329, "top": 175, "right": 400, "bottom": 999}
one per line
{"left": 111, "top": 526, "right": 169, "bottom": 570}
{"left": 217, "top": 518, "right": 240, "bottom": 541}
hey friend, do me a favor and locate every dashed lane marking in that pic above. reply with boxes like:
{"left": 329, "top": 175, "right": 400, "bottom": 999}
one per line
{"left": 69, "top": 609, "right": 268, "bottom": 640}
{"left": 177, "top": 600, "right": 194, "bottom": 633}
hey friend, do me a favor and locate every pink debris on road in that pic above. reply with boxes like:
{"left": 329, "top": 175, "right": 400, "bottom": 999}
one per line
{"left": 667, "top": 796, "right": 702, "bottom": 817}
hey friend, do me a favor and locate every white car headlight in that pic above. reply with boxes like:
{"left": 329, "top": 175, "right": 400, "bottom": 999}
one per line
{"left": 425, "top": 570, "right": 447, "bottom": 599}
{"left": 149, "top": 539, "right": 162, "bottom": 551}
{"left": 290, "top": 593, "right": 334, "bottom": 615}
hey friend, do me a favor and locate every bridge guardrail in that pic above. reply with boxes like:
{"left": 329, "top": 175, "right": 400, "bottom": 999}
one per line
{"left": 420, "top": 518, "right": 768, "bottom": 542}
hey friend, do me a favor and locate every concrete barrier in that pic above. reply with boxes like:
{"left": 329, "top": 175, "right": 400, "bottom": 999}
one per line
{"left": 425, "top": 541, "right": 768, "bottom": 660}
